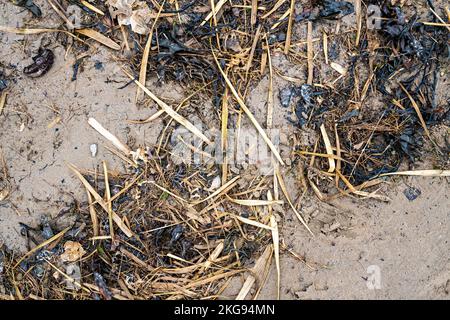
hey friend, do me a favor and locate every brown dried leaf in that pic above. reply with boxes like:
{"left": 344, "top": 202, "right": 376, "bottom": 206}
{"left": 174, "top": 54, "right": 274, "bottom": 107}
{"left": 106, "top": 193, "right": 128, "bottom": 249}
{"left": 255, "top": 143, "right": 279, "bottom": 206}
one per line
{"left": 60, "top": 241, "right": 86, "bottom": 262}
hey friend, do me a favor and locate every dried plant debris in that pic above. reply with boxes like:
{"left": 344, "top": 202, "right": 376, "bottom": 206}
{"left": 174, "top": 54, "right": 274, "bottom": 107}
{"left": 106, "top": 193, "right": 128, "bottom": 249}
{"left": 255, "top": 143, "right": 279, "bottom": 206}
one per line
{"left": 23, "top": 49, "right": 55, "bottom": 78}
{"left": 108, "top": 0, "right": 152, "bottom": 34}
{"left": 0, "top": 158, "right": 273, "bottom": 299}
{"left": 0, "top": 0, "right": 448, "bottom": 301}
{"left": 281, "top": 1, "right": 449, "bottom": 186}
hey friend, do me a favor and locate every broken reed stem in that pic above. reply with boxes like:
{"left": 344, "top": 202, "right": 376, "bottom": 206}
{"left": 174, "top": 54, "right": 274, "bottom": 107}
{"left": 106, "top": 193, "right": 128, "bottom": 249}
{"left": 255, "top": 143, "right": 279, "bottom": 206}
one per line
{"left": 285, "top": 0, "right": 296, "bottom": 54}
{"left": 307, "top": 21, "right": 314, "bottom": 85}
{"left": 320, "top": 124, "right": 335, "bottom": 173}
{"left": 245, "top": 24, "right": 263, "bottom": 73}
{"left": 46, "top": 0, "right": 75, "bottom": 29}
{"left": 103, "top": 161, "right": 114, "bottom": 240}
{"left": 251, "top": 0, "right": 258, "bottom": 26}
{"left": 266, "top": 36, "right": 274, "bottom": 128}
{"left": 355, "top": 0, "right": 362, "bottom": 46}
{"left": 86, "top": 189, "right": 99, "bottom": 237}
{"left": 323, "top": 31, "right": 328, "bottom": 65}
{"left": 0, "top": 91, "right": 6, "bottom": 116}
{"left": 221, "top": 87, "right": 229, "bottom": 185}
{"left": 236, "top": 245, "right": 273, "bottom": 300}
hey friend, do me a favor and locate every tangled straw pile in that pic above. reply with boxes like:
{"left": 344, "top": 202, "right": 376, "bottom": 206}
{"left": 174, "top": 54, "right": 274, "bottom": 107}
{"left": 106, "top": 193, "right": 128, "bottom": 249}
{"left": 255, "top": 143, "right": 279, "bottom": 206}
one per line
{"left": 0, "top": 0, "right": 449, "bottom": 300}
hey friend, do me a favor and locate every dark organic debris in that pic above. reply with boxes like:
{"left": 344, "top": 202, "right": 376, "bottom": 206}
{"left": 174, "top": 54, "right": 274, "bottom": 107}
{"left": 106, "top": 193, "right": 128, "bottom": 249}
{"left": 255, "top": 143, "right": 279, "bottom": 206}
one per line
{"left": 296, "top": 0, "right": 355, "bottom": 22}
{"left": 94, "top": 272, "right": 112, "bottom": 300}
{"left": 289, "top": 2, "right": 449, "bottom": 185}
{"left": 280, "top": 84, "right": 322, "bottom": 127}
{"left": 170, "top": 225, "right": 184, "bottom": 246}
{"left": 0, "top": 73, "right": 6, "bottom": 92}
{"left": 279, "top": 86, "right": 296, "bottom": 108}
{"left": 9, "top": 0, "right": 42, "bottom": 17}
{"left": 403, "top": 186, "right": 422, "bottom": 201}
{"left": 41, "top": 217, "right": 54, "bottom": 240}
{"left": 23, "top": 49, "right": 54, "bottom": 78}
{"left": 94, "top": 61, "right": 104, "bottom": 71}
{"left": 318, "top": 0, "right": 355, "bottom": 19}
{"left": 0, "top": 0, "right": 447, "bottom": 302}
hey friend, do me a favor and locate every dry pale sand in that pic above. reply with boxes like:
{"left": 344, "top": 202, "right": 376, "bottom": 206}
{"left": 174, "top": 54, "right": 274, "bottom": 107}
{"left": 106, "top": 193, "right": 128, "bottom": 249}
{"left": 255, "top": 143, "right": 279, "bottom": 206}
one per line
{"left": 0, "top": 0, "right": 449, "bottom": 300}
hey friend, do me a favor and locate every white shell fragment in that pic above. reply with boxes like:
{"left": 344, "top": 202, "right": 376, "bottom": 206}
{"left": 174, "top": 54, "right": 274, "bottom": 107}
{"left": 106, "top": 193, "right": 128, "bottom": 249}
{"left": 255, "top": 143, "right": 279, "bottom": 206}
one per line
{"left": 90, "top": 143, "right": 98, "bottom": 157}
{"left": 209, "top": 176, "right": 221, "bottom": 191}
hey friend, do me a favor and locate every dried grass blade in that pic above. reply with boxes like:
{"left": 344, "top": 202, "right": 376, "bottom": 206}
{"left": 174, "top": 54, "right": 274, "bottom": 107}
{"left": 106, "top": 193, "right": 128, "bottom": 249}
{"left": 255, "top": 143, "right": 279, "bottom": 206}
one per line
{"left": 0, "top": 25, "right": 72, "bottom": 36}
{"left": 276, "top": 169, "right": 314, "bottom": 236}
{"left": 80, "top": 0, "right": 104, "bottom": 15}
{"left": 125, "top": 72, "right": 212, "bottom": 144}
{"left": 320, "top": 124, "right": 336, "bottom": 173}
{"left": 323, "top": 32, "right": 329, "bottom": 65}
{"left": 193, "top": 176, "right": 240, "bottom": 205}
{"left": 136, "top": 2, "right": 165, "bottom": 102}
{"left": 0, "top": 91, "right": 6, "bottom": 116}
{"left": 44, "top": 258, "right": 90, "bottom": 293}
{"left": 380, "top": 170, "right": 450, "bottom": 177}
{"left": 233, "top": 214, "right": 275, "bottom": 231}
{"left": 262, "top": 0, "right": 286, "bottom": 19}
{"left": 136, "top": 36, "right": 152, "bottom": 102}
{"left": 429, "top": 7, "right": 450, "bottom": 32}
{"left": 221, "top": 87, "right": 229, "bottom": 184}
{"left": 398, "top": 83, "right": 431, "bottom": 139}
{"left": 271, "top": 9, "right": 290, "bottom": 30}
{"left": 330, "top": 62, "right": 347, "bottom": 76}
{"left": 103, "top": 161, "right": 114, "bottom": 239}
{"left": 307, "top": 21, "right": 314, "bottom": 85}
{"left": 355, "top": 0, "right": 362, "bottom": 46}
{"left": 229, "top": 199, "right": 283, "bottom": 207}
{"left": 67, "top": 163, "right": 133, "bottom": 237}
{"left": 337, "top": 170, "right": 390, "bottom": 201}
{"left": 86, "top": 189, "right": 99, "bottom": 237}
{"left": 334, "top": 124, "right": 342, "bottom": 186}
{"left": 149, "top": 181, "right": 188, "bottom": 203}
{"left": 266, "top": 36, "right": 274, "bottom": 128}
{"left": 14, "top": 227, "right": 70, "bottom": 268}
{"left": 201, "top": 0, "right": 228, "bottom": 26}
{"left": 76, "top": 29, "right": 120, "bottom": 50}
{"left": 245, "top": 24, "right": 262, "bottom": 72}
{"left": 212, "top": 49, "right": 284, "bottom": 165}
{"left": 284, "top": 0, "right": 295, "bottom": 54}
{"left": 88, "top": 118, "right": 131, "bottom": 155}
{"left": 184, "top": 269, "right": 242, "bottom": 289}
{"left": 236, "top": 245, "right": 273, "bottom": 300}
{"left": 251, "top": 0, "right": 258, "bottom": 25}
{"left": 47, "top": 0, "right": 75, "bottom": 29}
{"left": 270, "top": 215, "right": 280, "bottom": 300}
{"left": 202, "top": 242, "right": 224, "bottom": 272}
